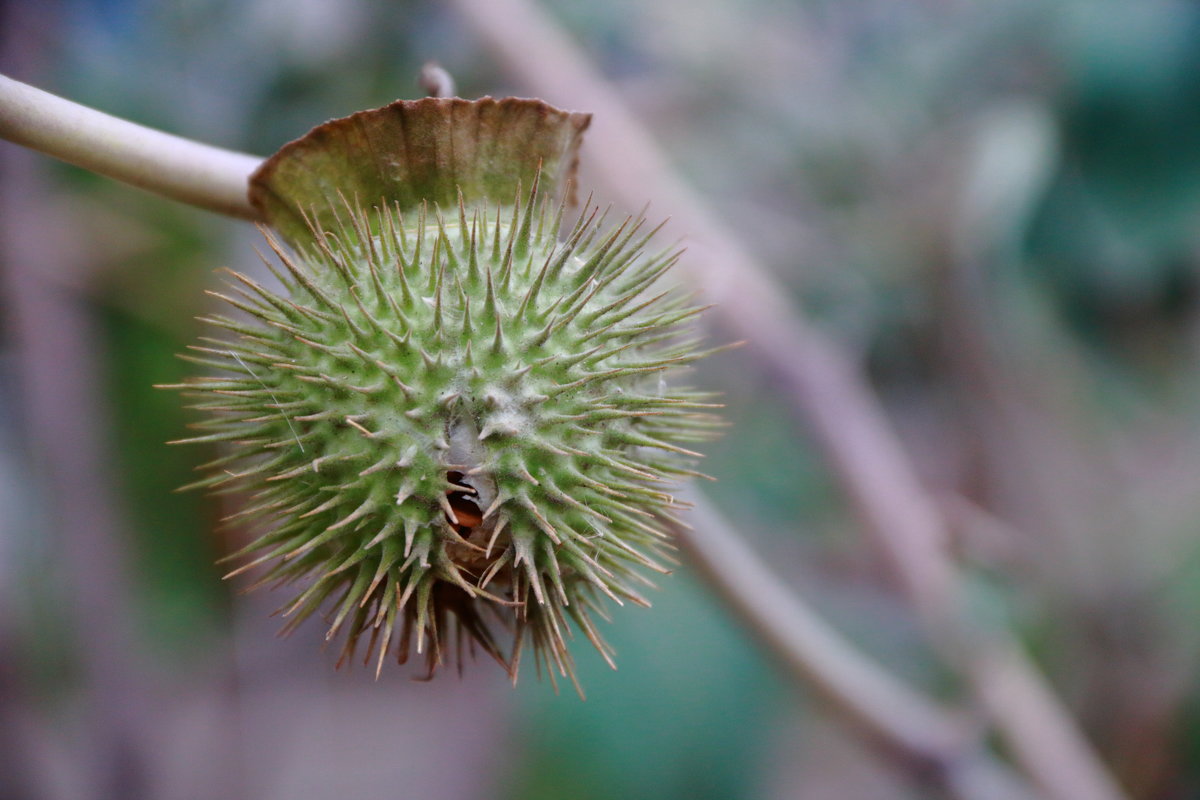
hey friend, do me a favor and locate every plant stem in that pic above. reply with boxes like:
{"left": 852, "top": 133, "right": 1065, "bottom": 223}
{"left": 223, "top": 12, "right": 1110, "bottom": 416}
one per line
{"left": 0, "top": 73, "right": 261, "bottom": 219}
{"left": 679, "top": 492, "right": 1032, "bottom": 800}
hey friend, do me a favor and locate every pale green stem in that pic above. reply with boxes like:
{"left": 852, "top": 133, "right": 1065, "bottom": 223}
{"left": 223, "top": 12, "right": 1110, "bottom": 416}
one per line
{"left": 0, "top": 73, "right": 262, "bottom": 219}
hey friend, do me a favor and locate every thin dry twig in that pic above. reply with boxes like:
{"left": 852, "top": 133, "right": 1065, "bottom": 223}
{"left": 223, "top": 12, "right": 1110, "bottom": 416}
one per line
{"left": 418, "top": 62, "right": 457, "bottom": 98}
{"left": 445, "top": 1, "right": 1128, "bottom": 798}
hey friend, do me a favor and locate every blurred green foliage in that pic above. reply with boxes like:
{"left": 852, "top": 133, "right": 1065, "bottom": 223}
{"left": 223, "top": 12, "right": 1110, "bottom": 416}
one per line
{"left": 511, "top": 572, "right": 780, "bottom": 800}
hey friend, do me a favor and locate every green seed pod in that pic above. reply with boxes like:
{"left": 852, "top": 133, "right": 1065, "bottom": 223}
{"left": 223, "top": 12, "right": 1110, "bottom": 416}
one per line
{"left": 165, "top": 97, "right": 719, "bottom": 691}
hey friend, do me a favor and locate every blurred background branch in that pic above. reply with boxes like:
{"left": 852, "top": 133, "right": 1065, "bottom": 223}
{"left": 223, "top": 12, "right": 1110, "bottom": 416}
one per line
{"left": 1, "top": 6, "right": 155, "bottom": 797}
{"left": 447, "top": 0, "right": 1127, "bottom": 797}
{"left": 676, "top": 492, "right": 1033, "bottom": 800}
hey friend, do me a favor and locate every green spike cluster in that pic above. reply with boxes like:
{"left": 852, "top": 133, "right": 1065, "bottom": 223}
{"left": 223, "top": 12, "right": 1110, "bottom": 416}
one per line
{"left": 165, "top": 183, "right": 720, "bottom": 691}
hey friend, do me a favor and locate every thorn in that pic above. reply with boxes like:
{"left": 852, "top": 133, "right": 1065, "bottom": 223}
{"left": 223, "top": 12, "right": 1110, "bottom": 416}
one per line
{"left": 345, "top": 416, "right": 376, "bottom": 438}
{"left": 484, "top": 516, "right": 509, "bottom": 560}
{"left": 515, "top": 165, "right": 540, "bottom": 262}
{"left": 396, "top": 445, "right": 418, "bottom": 468}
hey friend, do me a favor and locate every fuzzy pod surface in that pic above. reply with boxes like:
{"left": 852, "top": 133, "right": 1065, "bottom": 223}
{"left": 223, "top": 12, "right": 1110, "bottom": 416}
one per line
{"left": 166, "top": 97, "right": 719, "bottom": 690}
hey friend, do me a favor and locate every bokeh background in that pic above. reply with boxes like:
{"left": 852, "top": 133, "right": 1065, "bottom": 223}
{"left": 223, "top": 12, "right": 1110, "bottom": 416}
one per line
{"left": 4, "top": 0, "right": 1200, "bottom": 798}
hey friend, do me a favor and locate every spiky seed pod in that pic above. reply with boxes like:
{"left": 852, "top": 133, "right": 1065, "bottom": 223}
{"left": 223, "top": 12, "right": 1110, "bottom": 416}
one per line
{"left": 165, "top": 98, "right": 720, "bottom": 691}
